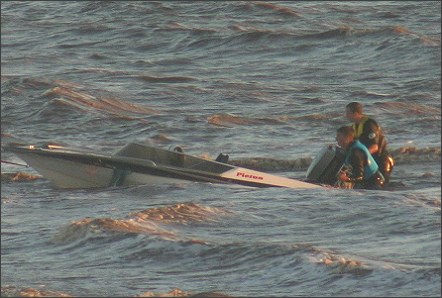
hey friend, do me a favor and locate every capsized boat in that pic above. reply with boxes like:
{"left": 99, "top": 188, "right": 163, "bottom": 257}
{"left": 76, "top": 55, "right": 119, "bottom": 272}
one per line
{"left": 4, "top": 142, "right": 327, "bottom": 189}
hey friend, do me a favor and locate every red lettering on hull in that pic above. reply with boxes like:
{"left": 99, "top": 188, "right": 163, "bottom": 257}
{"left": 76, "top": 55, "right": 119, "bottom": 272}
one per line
{"left": 236, "top": 172, "right": 264, "bottom": 180}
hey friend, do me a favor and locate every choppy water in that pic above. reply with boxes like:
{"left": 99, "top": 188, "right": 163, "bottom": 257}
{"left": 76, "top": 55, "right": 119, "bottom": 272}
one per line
{"left": 1, "top": 1, "right": 440, "bottom": 297}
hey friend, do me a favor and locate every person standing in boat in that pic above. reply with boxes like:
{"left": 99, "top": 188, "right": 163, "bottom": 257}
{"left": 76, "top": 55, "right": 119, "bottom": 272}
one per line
{"left": 336, "top": 126, "right": 385, "bottom": 189}
{"left": 345, "top": 102, "right": 394, "bottom": 184}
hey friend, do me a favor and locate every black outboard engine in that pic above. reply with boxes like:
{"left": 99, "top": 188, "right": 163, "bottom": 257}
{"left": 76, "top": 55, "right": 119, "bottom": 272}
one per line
{"left": 306, "top": 144, "right": 346, "bottom": 185}
{"left": 215, "top": 153, "right": 229, "bottom": 163}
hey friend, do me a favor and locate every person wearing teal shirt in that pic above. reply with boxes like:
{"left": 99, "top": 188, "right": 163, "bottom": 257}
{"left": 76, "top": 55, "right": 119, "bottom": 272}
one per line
{"left": 336, "top": 126, "right": 385, "bottom": 189}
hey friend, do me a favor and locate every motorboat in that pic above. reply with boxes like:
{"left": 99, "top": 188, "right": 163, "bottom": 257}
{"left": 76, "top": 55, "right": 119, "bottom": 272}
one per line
{"left": 3, "top": 141, "right": 340, "bottom": 190}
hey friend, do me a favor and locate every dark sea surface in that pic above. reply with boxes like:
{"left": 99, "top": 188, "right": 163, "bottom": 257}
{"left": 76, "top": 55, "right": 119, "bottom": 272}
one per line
{"left": 1, "top": 1, "right": 441, "bottom": 297}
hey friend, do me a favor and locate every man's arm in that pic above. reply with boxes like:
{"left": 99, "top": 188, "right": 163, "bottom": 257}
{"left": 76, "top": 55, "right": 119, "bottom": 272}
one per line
{"left": 338, "top": 149, "right": 365, "bottom": 183}
{"left": 348, "top": 149, "right": 366, "bottom": 182}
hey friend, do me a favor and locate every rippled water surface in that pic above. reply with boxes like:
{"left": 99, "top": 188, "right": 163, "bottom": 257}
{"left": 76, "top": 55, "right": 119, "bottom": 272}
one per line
{"left": 1, "top": 1, "right": 440, "bottom": 297}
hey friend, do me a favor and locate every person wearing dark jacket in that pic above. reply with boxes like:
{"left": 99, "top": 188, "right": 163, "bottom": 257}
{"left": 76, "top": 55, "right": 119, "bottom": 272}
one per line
{"left": 345, "top": 102, "right": 394, "bottom": 184}
{"left": 336, "top": 126, "right": 385, "bottom": 189}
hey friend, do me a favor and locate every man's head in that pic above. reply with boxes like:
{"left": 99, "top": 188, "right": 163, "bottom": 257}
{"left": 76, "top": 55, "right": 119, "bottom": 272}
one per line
{"left": 345, "top": 102, "right": 363, "bottom": 123}
{"left": 336, "top": 126, "right": 355, "bottom": 149}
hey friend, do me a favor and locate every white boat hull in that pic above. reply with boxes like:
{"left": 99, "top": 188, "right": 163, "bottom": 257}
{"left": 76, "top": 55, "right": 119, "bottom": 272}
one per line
{"left": 14, "top": 152, "right": 193, "bottom": 188}
{"left": 14, "top": 152, "right": 115, "bottom": 188}
{"left": 7, "top": 143, "right": 322, "bottom": 190}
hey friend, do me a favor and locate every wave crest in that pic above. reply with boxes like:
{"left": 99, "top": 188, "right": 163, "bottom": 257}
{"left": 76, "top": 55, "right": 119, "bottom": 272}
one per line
{"left": 52, "top": 217, "right": 177, "bottom": 244}
{"left": 1, "top": 172, "right": 42, "bottom": 182}
{"left": 207, "top": 113, "right": 286, "bottom": 127}
{"left": 52, "top": 203, "right": 230, "bottom": 244}
{"left": 130, "top": 203, "right": 232, "bottom": 225}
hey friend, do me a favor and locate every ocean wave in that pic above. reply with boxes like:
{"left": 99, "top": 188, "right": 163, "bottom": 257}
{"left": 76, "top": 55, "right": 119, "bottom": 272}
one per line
{"left": 136, "top": 75, "right": 197, "bottom": 84}
{"left": 40, "top": 84, "right": 160, "bottom": 121}
{"left": 136, "top": 288, "right": 230, "bottom": 297}
{"left": 77, "top": 1, "right": 119, "bottom": 14}
{"left": 150, "top": 133, "right": 175, "bottom": 144}
{"left": 402, "top": 191, "right": 441, "bottom": 210}
{"left": 1, "top": 172, "right": 42, "bottom": 182}
{"left": 130, "top": 202, "right": 232, "bottom": 225}
{"left": 5, "top": 238, "right": 435, "bottom": 296}
{"left": 0, "top": 286, "right": 71, "bottom": 297}
{"left": 389, "top": 26, "right": 441, "bottom": 46}
{"left": 391, "top": 146, "right": 441, "bottom": 163}
{"left": 64, "top": 67, "right": 131, "bottom": 76}
{"left": 1, "top": 76, "right": 157, "bottom": 124}
{"left": 164, "top": 21, "right": 221, "bottom": 35}
{"left": 52, "top": 203, "right": 230, "bottom": 245}
{"left": 171, "top": 21, "right": 440, "bottom": 56}
{"left": 121, "top": 240, "right": 375, "bottom": 281}
{"left": 0, "top": 286, "right": 230, "bottom": 297}
{"left": 231, "top": 24, "right": 441, "bottom": 46}
{"left": 350, "top": 90, "right": 396, "bottom": 99}
{"left": 374, "top": 101, "right": 441, "bottom": 116}
{"left": 293, "top": 243, "right": 373, "bottom": 276}
{"left": 207, "top": 113, "right": 287, "bottom": 127}
{"left": 336, "top": 25, "right": 438, "bottom": 46}
{"left": 72, "top": 23, "right": 112, "bottom": 35}
{"left": 51, "top": 217, "right": 177, "bottom": 245}
{"left": 1, "top": 77, "right": 54, "bottom": 95}
{"left": 161, "top": 240, "right": 374, "bottom": 277}
{"left": 252, "top": 1, "right": 300, "bottom": 18}
{"left": 58, "top": 40, "right": 103, "bottom": 49}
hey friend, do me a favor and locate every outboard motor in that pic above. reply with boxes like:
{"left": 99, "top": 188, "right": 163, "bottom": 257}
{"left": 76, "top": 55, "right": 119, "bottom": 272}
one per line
{"left": 215, "top": 153, "right": 229, "bottom": 163}
{"left": 306, "top": 144, "right": 346, "bottom": 185}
